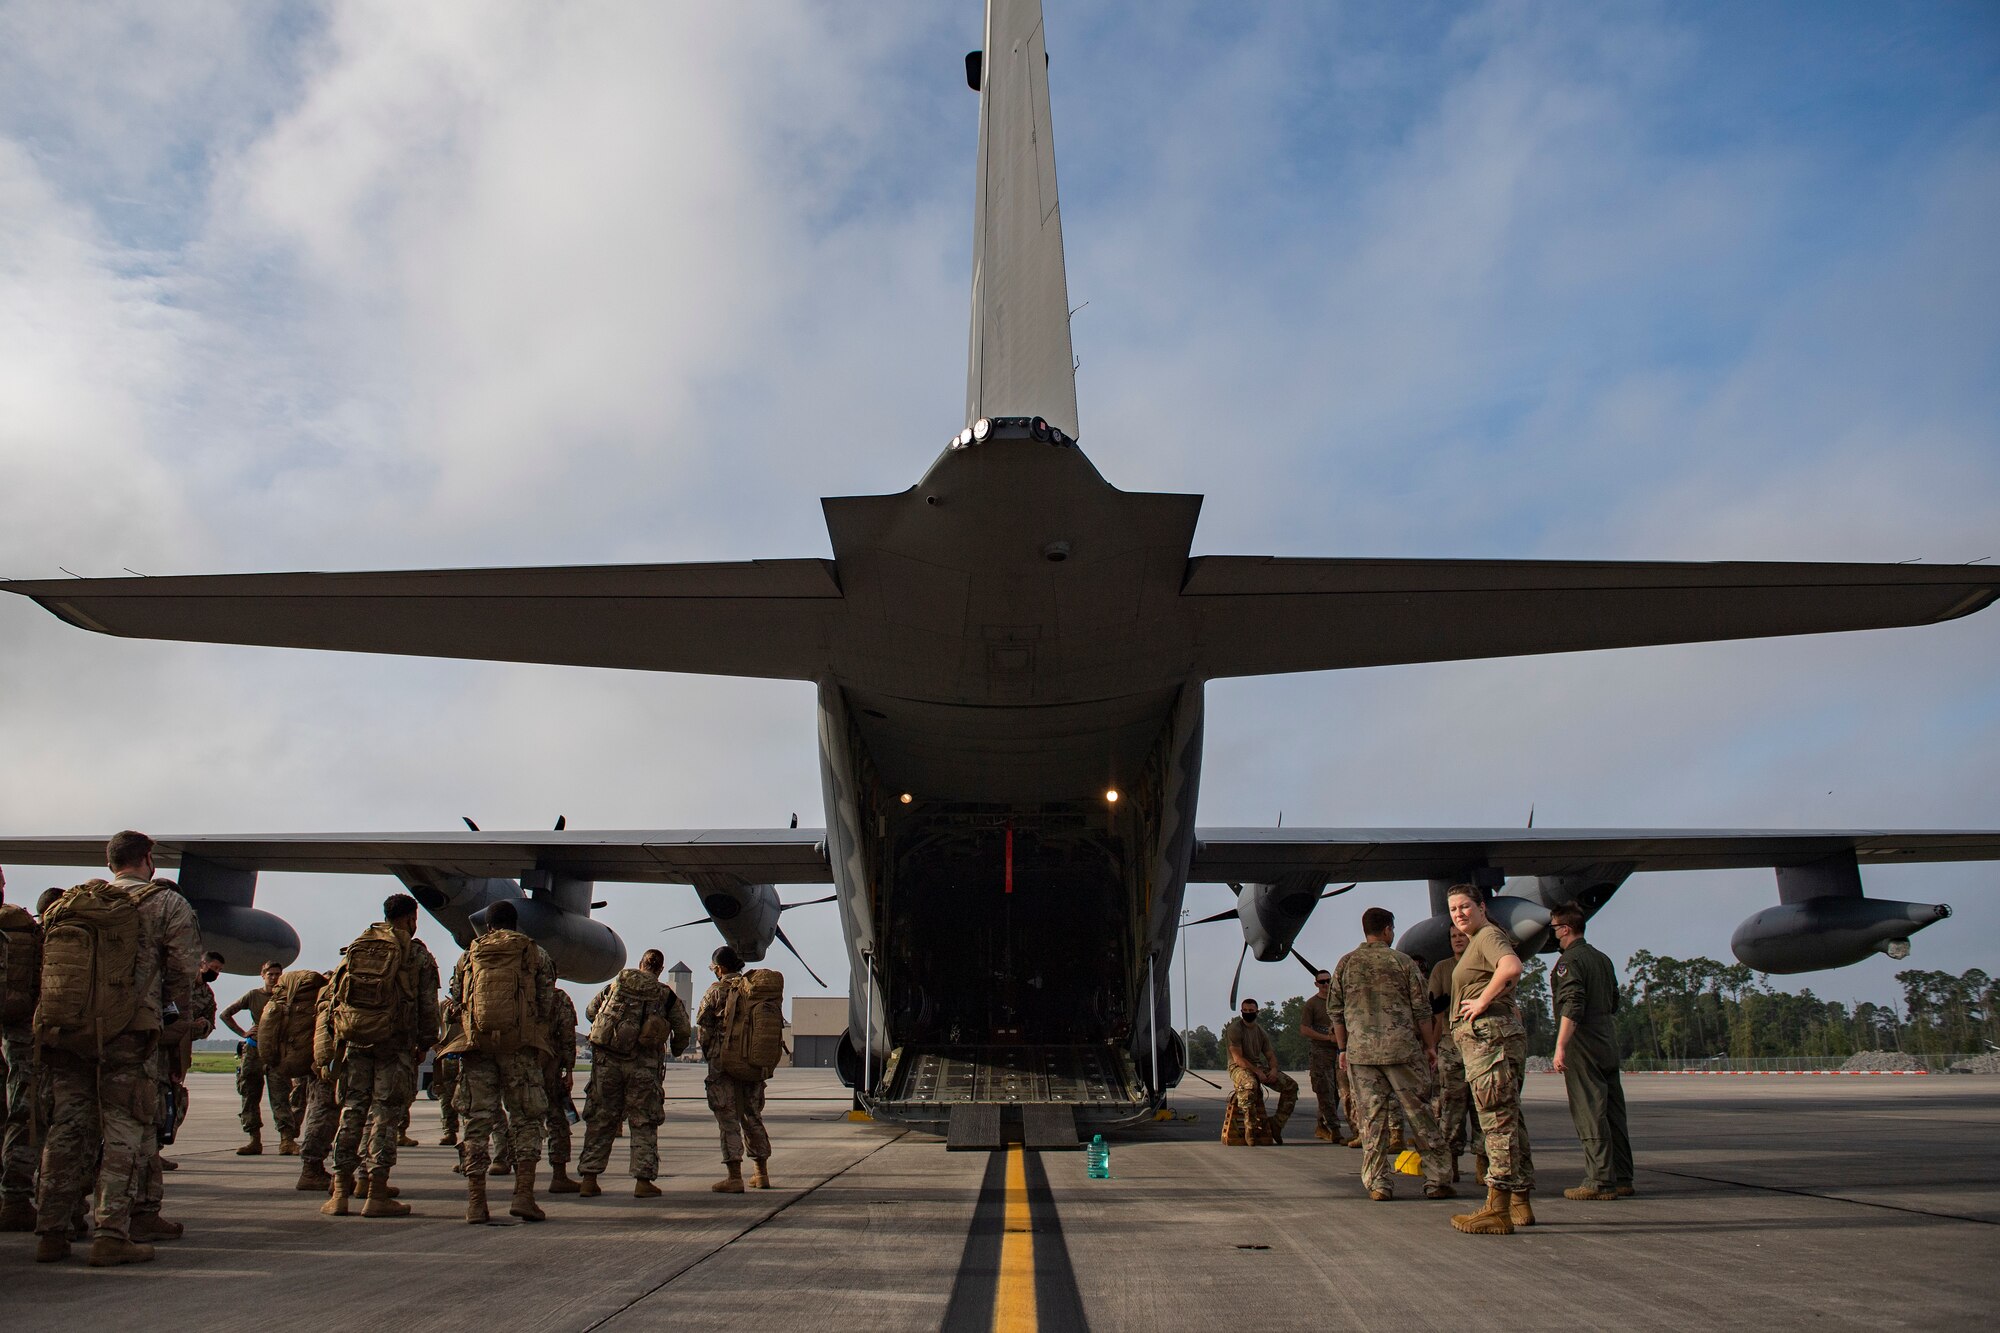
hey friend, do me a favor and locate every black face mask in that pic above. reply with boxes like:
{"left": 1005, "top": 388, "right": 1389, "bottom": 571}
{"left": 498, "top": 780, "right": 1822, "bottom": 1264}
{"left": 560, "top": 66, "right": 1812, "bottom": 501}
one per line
{"left": 201, "top": 969, "right": 220, "bottom": 982}
{"left": 1241, "top": 1010, "right": 1259, "bottom": 1025}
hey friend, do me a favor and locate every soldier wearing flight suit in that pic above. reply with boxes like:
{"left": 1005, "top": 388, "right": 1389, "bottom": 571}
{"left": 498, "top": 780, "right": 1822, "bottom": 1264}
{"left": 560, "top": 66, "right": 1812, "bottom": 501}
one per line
{"left": 1551, "top": 905, "right": 1634, "bottom": 1200}
{"left": 1223, "top": 999, "right": 1298, "bottom": 1143}
{"left": 1446, "top": 885, "right": 1536, "bottom": 1236}
{"left": 1328, "top": 907, "right": 1455, "bottom": 1200}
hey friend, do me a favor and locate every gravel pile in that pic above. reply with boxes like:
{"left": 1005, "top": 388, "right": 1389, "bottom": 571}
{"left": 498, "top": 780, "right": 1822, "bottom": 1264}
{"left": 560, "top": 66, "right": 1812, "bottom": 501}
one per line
{"left": 1840, "top": 1050, "right": 1921, "bottom": 1072}
{"left": 1949, "top": 1052, "right": 2000, "bottom": 1074}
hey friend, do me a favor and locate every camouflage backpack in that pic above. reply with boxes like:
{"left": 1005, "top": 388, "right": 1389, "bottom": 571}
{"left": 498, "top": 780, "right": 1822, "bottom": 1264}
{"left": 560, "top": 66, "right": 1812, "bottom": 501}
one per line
{"left": 331, "top": 924, "right": 413, "bottom": 1049}
{"left": 463, "top": 930, "right": 540, "bottom": 1056}
{"left": 588, "top": 968, "right": 655, "bottom": 1057}
{"left": 35, "top": 880, "right": 149, "bottom": 1055}
{"left": 710, "top": 969, "right": 785, "bottom": 1081}
{"left": 258, "top": 969, "right": 328, "bottom": 1077}
{"left": 0, "top": 903, "right": 39, "bottom": 1026}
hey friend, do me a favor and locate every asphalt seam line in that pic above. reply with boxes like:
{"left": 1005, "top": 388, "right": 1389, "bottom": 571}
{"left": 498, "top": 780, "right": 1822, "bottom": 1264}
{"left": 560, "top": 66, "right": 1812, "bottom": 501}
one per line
{"left": 1645, "top": 1166, "right": 1999, "bottom": 1226}
{"left": 580, "top": 1128, "right": 911, "bottom": 1332}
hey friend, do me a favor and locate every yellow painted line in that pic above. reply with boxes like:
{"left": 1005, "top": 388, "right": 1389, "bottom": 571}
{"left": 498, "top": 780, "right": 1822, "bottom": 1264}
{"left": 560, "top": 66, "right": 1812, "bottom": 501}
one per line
{"left": 993, "top": 1144, "right": 1037, "bottom": 1333}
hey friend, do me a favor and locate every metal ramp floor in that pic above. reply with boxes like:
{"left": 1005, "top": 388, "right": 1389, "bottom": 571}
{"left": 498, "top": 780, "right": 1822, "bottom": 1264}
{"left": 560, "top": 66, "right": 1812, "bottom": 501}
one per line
{"left": 876, "top": 1044, "right": 1149, "bottom": 1140}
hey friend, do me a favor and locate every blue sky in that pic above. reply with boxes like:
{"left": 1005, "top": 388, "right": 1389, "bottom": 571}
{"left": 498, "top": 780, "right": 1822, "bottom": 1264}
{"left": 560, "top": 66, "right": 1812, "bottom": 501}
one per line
{"left": 2, "top": 1, "right": 1995, "bottom": 1023}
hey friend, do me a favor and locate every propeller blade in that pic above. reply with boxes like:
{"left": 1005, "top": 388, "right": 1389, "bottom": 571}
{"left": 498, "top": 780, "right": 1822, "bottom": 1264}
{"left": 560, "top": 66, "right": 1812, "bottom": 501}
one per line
{"left": 773, "top": 924, "right": 827, "bottom": 988}
{"left": 661, "top": 914, "right": 715, "bottom": 932}
{"left": 1228, "top": 941, "right": 1249, "bottom": 1009}
{"left": 461, "top": 817, "right": 480, "bottom": 832}
{"left": 780, "top": 894, "right": 837, "bottom": 911}
{"left": 1289, "top": 948, "right": 1322, "bottom": 975}
{"left": 1320, "top": 882, "right": 1357, "bottom": 898}
{"left": 1527, "top": 804, "right": 1535, "bottom": 829}
{"left": 554, "top": 815, "right": 566, "bottom": 831}
{"left": 1187, "top": 906, "right": 1240, "bottom": 926}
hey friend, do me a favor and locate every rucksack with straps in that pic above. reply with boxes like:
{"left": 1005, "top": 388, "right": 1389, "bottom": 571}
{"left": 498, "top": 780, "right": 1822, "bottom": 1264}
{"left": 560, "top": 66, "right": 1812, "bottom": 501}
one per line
{"left": 588, "top": 968, "right": 656, "bottom": 1057}
{"left": 35, "top": 880, "right": 149, "bottom": 1055}
{"left": 710, "top": 969, "right": 784, "bottom": 1081}
{"left": 464, "top": 930, "right": 542, "bottom": 1056}
{"left": 258, "top": 969, "right": 329, "bottom": 1077}
{"left": 0, "top": 903, "right": 39, "bottom": 1026}
{"left": 331, "top": 924, "right": 413, "bottom": 1049}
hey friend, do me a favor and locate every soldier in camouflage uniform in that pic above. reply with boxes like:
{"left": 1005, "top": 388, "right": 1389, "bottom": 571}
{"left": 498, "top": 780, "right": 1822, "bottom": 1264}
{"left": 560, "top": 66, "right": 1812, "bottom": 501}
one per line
{"left": 578, "top": 950, "right": 686, "bottom": 1197}
{"left": 541, "top": 985, "right": 581, "bottom": 1192}
{"left": 130, "top": 879, "right": 206, "bottom": 1242}
{"left": 1328, "top": 908, "right": 1454, "bottom": 1201}
{"left": 1298, "top": 969, "right": 1347, "bottom": 1142}
{"left": 1446, "top": 885, "right": 1535, "bottom": 1235}
{"left": 434, "top": 999, "right": 462, "bottom": 1146}
{"left": 1223, "top": 998, "right": 1298, "bottom": 1142}
{"left": 317, "top": 895, "right": 439, "bottom": 1219}
{"left": 697, "top": 946, "right": 771, "bottom": 1191}
{"left": 166, "top": 951, "right": 223, "bottom": 1171}
{"left": 0, "top": 869, "right": 42, "bottom": 1232}
{"left": 443, "top": 899, "right": 558, "bottom": 1223}
{"left": 35, "top": 832, "right": 200, "bottom": 1267}
{"left": 221, "top": 960, "right": 296, "bottom": 1154}
{"left": 275, "top": 971, "right": 336, "bottom": 1194}
{"left": 1427, "top": 927, "right": 1482, "bottom": 1179}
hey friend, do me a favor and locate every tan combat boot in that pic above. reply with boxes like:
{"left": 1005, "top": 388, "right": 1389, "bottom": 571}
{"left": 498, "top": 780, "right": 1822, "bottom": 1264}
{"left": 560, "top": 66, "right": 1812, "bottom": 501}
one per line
{"left": 440, "top": 1130, "right": 458, "bottom": 1147}
{"left": 711, "top": 1162, "right": 745, "bottom": 1194}
{"left": 1450, "top": 1186, "right": 1515, "bottom": 1235}
{"left": 0, "top": 1199, "right": 36, "bottom": 1231}
{"left": 751, "top": 1159, "right": 771, "bottom": 1190}
{"left": 1564, "top": 1184, "right": 1618, "bottom": 1201}
{"left": 236, "top": 1132, "right": 263, "bottom": 1156}
{"left": 578, "top": 1174, "right": 602, "bottom": 1197}
{"left": 34, "top": 1232, "right": 70, "bottom": 1263}
{"left": 398, "top": 1131, "right": 419, "bottom": 1148}
{"left": 278, "top": 1134, "right": 300, "bottom": 1156}
{"left": 510, "top": 1163, "right": 546, "bottom": 1222}
{"left": 129, "top": 1213, "right": 183, "bottom": 1241}
{"left": 159, "top": 1157, "right": 178, "bottom": 1171}
{"left": 321, "top": 1168, "right": 355, "bottom": 1216}
{"left": 361, "top": 1169, "right": 410, "bottom": 1218}
{"left": 296, "top": 1160, "right": 333, "bottom": 1192}
{"left": 88, "top": 1235, "right": 155, "bottom": 1266}
{"left": 1508, "top": 1190, "right": 1536, "bottom": 1227}
{"left": 490, "top": 1156, "right": 513, "bottom": 1176}
{"left": 466, "top": 1173, "right": 489, "bottom": 1225}
{"left": 1425, "top": 1182, "right": 1457, "bottom": 1200}
{"left": 548, "top": 1162, "right": 580, "bottom": 1194}
{"left": 634, "top": 1179, "right": 662, "bottom": 1198}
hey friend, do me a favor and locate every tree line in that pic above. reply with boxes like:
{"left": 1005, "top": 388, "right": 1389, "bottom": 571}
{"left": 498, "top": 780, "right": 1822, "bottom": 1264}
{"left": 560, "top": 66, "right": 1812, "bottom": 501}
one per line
{"left": 1182, "top": 954, "right": 1996, "bottom": 1067}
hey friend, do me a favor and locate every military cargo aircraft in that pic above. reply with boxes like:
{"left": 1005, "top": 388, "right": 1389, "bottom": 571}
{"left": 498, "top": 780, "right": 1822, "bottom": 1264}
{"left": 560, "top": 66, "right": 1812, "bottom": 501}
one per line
{"left": 3, "top": 0, "right": 1997, "bottom": 1141}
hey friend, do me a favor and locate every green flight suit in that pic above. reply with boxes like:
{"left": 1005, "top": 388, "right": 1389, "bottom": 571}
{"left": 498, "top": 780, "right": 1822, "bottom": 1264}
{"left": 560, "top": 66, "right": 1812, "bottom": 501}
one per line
{"left": 1553, "top": 936, "right": 1632, "bottom": 1190}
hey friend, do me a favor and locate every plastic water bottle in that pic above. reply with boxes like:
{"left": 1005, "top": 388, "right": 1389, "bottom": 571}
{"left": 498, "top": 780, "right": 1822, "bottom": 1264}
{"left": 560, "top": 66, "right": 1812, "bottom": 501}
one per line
{"left": 1086, "top": 1134, "right": 1110, "bottom": 1179}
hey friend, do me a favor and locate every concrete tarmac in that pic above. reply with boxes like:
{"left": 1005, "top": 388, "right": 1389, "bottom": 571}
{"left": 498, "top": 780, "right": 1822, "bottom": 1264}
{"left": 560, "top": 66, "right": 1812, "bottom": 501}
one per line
{"left": 1, "top": 1068, "right": 1993, "bottom": 1331}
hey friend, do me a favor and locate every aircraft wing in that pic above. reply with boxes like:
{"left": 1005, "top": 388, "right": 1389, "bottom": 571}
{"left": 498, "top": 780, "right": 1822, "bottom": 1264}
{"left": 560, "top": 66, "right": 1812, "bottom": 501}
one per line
{"left": 0, "top": 829, "right": 834, "bottom": 886}
{"left": 1182, "top": 557, "right": 2000, "bottom": 677}
{"left": 1189, "top": 827, "right": 2000, "bottom": 883}
{"left": 1, "top": 560, "right": 843, "bottom": 681}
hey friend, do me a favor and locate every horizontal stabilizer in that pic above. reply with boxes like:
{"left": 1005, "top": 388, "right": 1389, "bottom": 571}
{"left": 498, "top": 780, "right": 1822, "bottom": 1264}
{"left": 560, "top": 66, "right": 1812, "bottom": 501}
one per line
{"left": 1182, "top": 557, "right": 2000, "bottom": 677}
{"left": 4, "top": 560, "right": 842, "bottom": 680}
{"left": 1190, "top": 828, "right": 2000, "bottom": 884}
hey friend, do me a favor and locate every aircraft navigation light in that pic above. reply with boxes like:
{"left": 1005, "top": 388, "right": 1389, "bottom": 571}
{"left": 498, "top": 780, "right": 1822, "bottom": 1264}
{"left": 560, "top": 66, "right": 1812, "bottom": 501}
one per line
{"left": 1105, "top": 788, "right": 1120, "bottom": 804}
{"left": 972, "top": 417, "right": 993, "bottom": 442}
{"left": 952, "top": 427, "right": 974, "bottom": 449}
{"left": 900, "top": 792, "right": 914, "bottom": 804}
{"left": 1031, "top": 416, "right": 1051, "bottom": 441}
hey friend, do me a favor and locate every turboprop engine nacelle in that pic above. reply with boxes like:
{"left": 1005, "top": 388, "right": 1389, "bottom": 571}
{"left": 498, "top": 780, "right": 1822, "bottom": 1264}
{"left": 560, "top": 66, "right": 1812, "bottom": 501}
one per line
{"left": 1731, "top": 898, "right": 1950, "bottom": 974}
{"left": 693, "top": 881, "right": 783, "bottom": 963}
{"left": 1238, "top": 880, "right": 1329, "bottom": 962}
{"left": 410, "top": 870, "right": 626, "bottom": 983}
{"left": 177, "top": 856, "right": 298, "bottom": 974}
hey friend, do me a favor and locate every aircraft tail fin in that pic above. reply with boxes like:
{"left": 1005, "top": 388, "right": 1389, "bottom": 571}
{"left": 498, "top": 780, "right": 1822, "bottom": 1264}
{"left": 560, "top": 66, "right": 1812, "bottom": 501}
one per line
{"left": 964, "top": 0, "right": 1080, "bottom": 440}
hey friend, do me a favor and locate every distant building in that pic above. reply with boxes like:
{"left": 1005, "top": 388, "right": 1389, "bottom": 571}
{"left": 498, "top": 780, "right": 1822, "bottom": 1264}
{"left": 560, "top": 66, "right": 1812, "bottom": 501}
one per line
{"left": 791, "top": 996, "right": 847, "bottom": 1069}
{"left": 667, "top": 960, "right": 694, "bottom": 1020}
